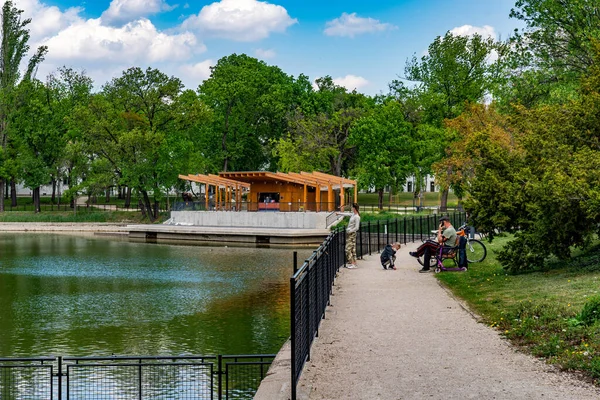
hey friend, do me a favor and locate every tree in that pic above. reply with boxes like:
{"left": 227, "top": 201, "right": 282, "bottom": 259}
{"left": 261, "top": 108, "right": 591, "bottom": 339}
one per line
{"left": 75, "top": 67, "right": 190, "bottom": 221}
{"left": 275, "top": 76, "right": 372, "bottom": 176}
{"left": 349, "top": 100, "right": 414, "bottom": 209}
{"left": 0, "top": 0, "right": 47, "bottom": 211}
{"left": 458, "top": 53, "right": 600, "bottom": 272}
{"left": 198, "top": 54, "right": 295, "bottom": 172}
{"left": 496, "top": 0, "right": 600, "bottom": 108}
{"left": 405, "top": 31, "right": 500, "bottom": 210}
{"left": 47, "top": 67, "right": 93, "bottom": 204}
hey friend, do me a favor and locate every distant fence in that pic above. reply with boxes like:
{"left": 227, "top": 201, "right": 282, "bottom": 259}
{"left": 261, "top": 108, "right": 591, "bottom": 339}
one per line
{"left": 290, "top": 211, "right": 466, "bottom": 399}
{"left": 0, "top": 354, "right": 274, "bottom": 399}
{"left": 2, "top": 204, "right": 170, "bottom": 213}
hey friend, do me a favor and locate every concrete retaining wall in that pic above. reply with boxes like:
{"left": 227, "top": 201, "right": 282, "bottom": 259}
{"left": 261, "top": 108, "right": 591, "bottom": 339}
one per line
{"left": 170, "top": 211, "right": 330, "bottom": 229}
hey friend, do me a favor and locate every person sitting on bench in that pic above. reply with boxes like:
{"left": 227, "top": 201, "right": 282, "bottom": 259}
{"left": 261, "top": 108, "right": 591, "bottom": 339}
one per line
{"left": 409, "top": 216, "right": 457, "bottom": 273}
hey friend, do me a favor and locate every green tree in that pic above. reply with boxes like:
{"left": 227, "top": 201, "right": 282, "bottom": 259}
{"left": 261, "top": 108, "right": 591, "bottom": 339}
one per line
{"left": 405, "top": 31, "right": 500, "bottom": 210}
{"left": 460, "top": 54, "right": 600, "bottom": 272}
{"left": 0, "top": 0, "right": 47, "bottom": 211}
{"left": 275, "top": 76, "right": 372, "bottom": 176}
{"left": 349, "top": 100, "right": 414, "bottom": 208}
{"left": 76, "top": 67, "right": 193, "bottom": 221}
{"left": 198, "top": 54, "right": 295, "bottom": 172}
{"left": 493, "top": 0, "right": 600, "bottom": 108}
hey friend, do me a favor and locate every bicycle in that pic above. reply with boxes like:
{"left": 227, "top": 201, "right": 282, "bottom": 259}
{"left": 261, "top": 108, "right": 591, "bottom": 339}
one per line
{"left": 417, "top": 223, "right": 487, "bottom": 268}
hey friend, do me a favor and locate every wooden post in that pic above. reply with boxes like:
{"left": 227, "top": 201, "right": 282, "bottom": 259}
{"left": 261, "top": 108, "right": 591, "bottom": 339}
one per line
{"left": 327, "top": 183, "right": 333, "bottom": 212}
{"left": 354, "top": 184, "right": 358, "bottom": 205}
{"left": 316, "top": 185, "right": 321, "bottom": 212}
{"left": 304, "top": 184, "right": 307, "bottom": 211}
{"left": 340, "top": 180, "right": 345, "bottom": 210}
{"left": 205, "top": 183, "right": 209, "bottom": 211}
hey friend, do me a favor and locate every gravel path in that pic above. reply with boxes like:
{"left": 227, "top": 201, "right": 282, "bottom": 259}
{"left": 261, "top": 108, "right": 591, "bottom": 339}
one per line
{"left": 296, "top": 244, "right": 600, "bottom": 400}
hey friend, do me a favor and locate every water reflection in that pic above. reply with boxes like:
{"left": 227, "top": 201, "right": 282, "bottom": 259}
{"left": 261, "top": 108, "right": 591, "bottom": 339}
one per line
{"left": 0, "top": 233, "right": 312, "bottom": 357}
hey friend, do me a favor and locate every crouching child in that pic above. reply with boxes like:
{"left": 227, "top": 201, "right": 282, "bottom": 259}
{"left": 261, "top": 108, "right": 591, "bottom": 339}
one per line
{"left": 381, "top": 242, "right": 401, "bottom": 270}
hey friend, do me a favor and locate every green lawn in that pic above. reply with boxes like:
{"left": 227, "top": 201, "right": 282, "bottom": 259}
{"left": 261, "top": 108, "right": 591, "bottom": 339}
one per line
{"left": 0, "top": 210, "right": 169, "bottom": 223}
{"left": 357, "top": 192, "right": 459, "bottom": 208}
{"left": 437, "top": 235, "right": 600, "bottom": 381}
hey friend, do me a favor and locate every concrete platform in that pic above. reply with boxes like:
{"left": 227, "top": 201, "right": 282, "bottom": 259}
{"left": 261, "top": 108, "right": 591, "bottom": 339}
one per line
{"left": 125, "top": 224, "right": 331, "bottom": 245}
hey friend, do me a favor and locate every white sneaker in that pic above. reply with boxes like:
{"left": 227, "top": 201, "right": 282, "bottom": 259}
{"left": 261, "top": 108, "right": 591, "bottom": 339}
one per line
{"left": 346, "top": 264, "right": 357, "bottom": 269}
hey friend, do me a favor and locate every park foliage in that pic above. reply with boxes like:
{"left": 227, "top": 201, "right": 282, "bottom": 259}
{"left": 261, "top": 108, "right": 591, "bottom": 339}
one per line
{"left": 0, "top": 1, "right": 598, "bottom": 271}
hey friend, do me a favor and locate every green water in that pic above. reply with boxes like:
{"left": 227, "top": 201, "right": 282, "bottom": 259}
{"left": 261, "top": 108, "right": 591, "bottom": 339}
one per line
{"left": 0, "top": 233, "right": 311, "bottom": 358}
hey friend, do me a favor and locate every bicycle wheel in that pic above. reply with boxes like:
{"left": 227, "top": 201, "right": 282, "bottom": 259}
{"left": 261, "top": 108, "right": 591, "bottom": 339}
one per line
{"left": 417, "top": 255, "right": 437, "bottom": 268}
{"left": 466, "top": 239, "right": 487, "bottom": 263}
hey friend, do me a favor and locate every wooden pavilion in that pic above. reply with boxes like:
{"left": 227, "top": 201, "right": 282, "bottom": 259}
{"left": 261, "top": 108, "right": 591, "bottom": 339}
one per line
{"left": 179, "top": 171, "right": 357, "bottom": 212}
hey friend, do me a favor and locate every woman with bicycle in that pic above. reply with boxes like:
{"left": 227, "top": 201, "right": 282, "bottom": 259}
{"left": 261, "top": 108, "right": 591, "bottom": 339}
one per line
{"left": 409, "top": 216, "right": 457, "bottom": 273}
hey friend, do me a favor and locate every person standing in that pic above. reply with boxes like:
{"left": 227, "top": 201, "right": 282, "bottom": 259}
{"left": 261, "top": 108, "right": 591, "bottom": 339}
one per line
{"left": 337, "top": 203, "right": 361, "bottom": 269}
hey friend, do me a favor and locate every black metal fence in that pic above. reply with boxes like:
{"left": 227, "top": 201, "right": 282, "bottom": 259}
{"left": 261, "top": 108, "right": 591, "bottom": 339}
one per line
{"left": 290, "top": 211, "right": 466, "bottom": 399}
{"left": 2, "top": 203, "right": 170, "bottom": 213}
{"left": 0, "top": 354, "right": 274, "bottom": 399}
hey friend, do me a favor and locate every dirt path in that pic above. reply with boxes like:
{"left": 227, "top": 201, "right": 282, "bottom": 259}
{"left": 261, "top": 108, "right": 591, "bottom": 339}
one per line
{"left": 296, "top": 244, "right": 600, "bottom": 400}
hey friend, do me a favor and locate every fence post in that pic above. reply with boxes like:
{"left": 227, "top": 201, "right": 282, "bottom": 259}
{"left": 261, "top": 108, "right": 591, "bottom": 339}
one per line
{"left": 218, "top": 354, "right": 223, "bottom": 400}
{"left": 306, "top": 257, "right": 311, "bottom": 362}
{"left": 367, "top": 221, "right": 372, "bottom": 256}
{"left": 358, "top": 225, "right": 363, "bottom": 260}
{"left": 293, "top": 252, "right": 298, "bottom": 274}
{"left": 290, "top": 275, "right": 297, "bottom": 400}
{"left": 57, "top": 356, "right": 62, "bottom": 400}
{"left": 377, "top": 220, "right": 380, "bottom": 253}
{"left": 138, "top": 359, "right": 142, "bottom": 400}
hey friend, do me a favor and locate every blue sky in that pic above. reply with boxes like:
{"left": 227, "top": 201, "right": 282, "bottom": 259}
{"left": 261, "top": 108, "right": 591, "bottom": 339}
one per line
{"left": 19, "top": 0, "right": 523, "bottom": 94}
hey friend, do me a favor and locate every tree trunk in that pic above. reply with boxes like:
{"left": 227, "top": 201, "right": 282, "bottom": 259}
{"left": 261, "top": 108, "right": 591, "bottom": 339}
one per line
{"left": 140, "top": 190, "right": 156, "bottom": 222}
{"left": 105, "top": 188, "right": 110, "bottom": 203}
{"left": 378, "top": 188, "right": 384, "bottom": 210}
{"left": 440, "top": 186, "right": 449, "bottom": 213}
{"left": 51, "top": 178, "right": 56, "bottom": 203}
{"left": 0, "top": 178, "right": 5, "bottom": 212}
{"left": 117, "top": 185, "right": 123, "bottom": 199}
{"left": 10, "top": 179, "right": 16, "bottom": 207}
{"left": 33, "top": 186, "right": 41, "bottom": 213}
{"left": 124, "top": 186, "right": 132, "bottom": 208}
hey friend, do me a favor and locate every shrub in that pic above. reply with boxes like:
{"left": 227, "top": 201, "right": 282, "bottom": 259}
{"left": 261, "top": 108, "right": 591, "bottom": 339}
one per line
{"left": 578, "top": 296, "right": 600, "bottom": 326}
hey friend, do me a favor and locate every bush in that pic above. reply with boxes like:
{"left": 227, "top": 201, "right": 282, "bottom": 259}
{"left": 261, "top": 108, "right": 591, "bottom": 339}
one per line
{"left": 578, "top": 296, "right": 600, "bottom": 327}
{"left": 497, "top": 232, "right": 546, "bottom": 273}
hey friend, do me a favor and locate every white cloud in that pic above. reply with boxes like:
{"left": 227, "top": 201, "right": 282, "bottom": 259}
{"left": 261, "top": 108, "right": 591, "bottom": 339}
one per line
{"left": 449, "top": 24, "right": 497, "bottom": 39}
{"left": 179, "top": 59, "right": 214, "bottom": 87}
{"left": 43, "top": 18, "right": 201, "bottom": 64}
{"left": 255, "top": 48, "right": 276, "bottom": 59}
{"left": 15, "top": 0, "right": 83, "bottom": 42}
{"left": 324, "top": 12, "right": 395, "bottom": 38}
{"left": 333, "top": 75, "right": 369, "bottom": 91}
{"left": 181, "top": 0, "right": 297, "bottom": 42}
{"left": 101, "top": 0, "right": 175, "bottom": 26}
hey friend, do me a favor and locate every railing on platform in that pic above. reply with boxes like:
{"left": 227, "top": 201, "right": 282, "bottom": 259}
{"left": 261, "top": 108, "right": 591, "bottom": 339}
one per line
{"left": 0, "top": 354, "right": 274, "bottom": 399}
{"left": 172, "top": 201, "right": 462, "bottom": 215}
{"left": 173, "top": 201, "right": 341, "bottom": 213}
{"left": 290, "top": 211, "right": 467, "bottom": 399}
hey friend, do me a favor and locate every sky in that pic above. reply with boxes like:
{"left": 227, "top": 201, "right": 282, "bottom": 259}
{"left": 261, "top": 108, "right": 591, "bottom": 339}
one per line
{"left": 16, "top": 0, "right": 524, "bottom": 94}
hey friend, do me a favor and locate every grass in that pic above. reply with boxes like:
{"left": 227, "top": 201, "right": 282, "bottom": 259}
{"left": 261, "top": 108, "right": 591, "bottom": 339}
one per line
{"left": 357, "top": 192, "right": 459, "bottom": 207}
{"left": 437, "top": 235, "right": 600, "bottom": 382}
{"left": 0, "top": 211, "right": 169, "bottom": 223}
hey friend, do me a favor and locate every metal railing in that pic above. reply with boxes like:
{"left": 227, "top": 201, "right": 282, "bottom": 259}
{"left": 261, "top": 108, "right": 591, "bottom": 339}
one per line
{"left": 2, "top": 203, "right": 169, "bottom": 213}
{"left": 0, "top": 354, "right": 274, "bottom": 399}
{"left": 172, "top": 201, "right": 341, "bottom": 213}
{"left": 290, "top": 211, "right": 466, "bottom": 399}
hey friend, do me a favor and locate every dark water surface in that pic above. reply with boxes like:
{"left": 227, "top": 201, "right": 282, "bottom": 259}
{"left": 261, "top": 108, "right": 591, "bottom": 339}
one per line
{"left": 0, "top": 233, "right": 312, "bottom": 358}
